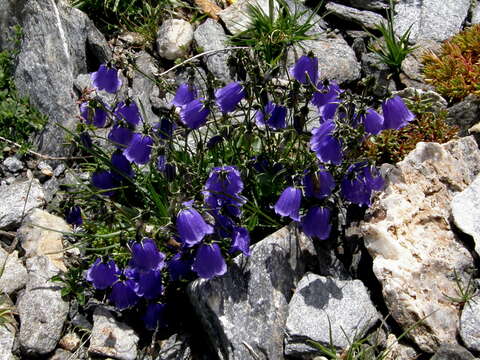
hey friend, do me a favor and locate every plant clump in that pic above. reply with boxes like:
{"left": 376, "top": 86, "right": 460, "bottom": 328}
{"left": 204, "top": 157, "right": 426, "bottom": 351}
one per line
{"left": 422, "top": 24, "right": 480, "bottom": 102}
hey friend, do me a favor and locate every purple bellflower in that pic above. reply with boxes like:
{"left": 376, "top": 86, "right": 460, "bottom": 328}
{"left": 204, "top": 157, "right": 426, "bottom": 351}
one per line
{"left": 143, "top": 303, "right": 168, "bottom": 330}
{"left": 153, "top": 118, "right": 175, "bottom": 139}
{"left": 109, "top": 268, "right": 139, "bottom": 310}
{"left": 79, "top": 132, "right": 93, "bottom": 148}
{"left": 168, "top": 253, "right": 194, "bottom": 281}
{"left": 312, "top": 82, "right": 342, "bottom": 122}
{"left": 301, "top": 206, "right": 332, "bottom": 240}
{"left": 179, "top": 99, "right": 210, "bottom": 129}
{"left": 274, "top": 186, "right": 302, "bottom": 221}
{"left": 192, "top": 243, "right": 227, "bottom": 279}
{"left": 310, "top": 120, "right": 343, "bottom": 165}
{"left": 65, "top": 205, "right": 82, "bottom": 227}
{"left": 86, "top": 258, "right": 120, "bottom": 290}
{"left": 130, "top": 268, "right": 163, "bottom": 299}
{"left": 123, "top": 133, "right": 153, "bottom": 165}
{"left": 129, "top": 238, "right": 165, "bottom": 271}
{"left": 108, "top": 126, "right": 133, "bottom": 149}
{"left": 111, "top": 151, "right": 134, "bottom": 180}
{"left": 114, "top": 101, "right": 142, "bottom": 127}
{"left": 205, "top": 166, "right": 244, "bottom": 196}
{"left": 341, "top": 163, "right": 384, "bottom": 206}
{"left": 172, "top": 84, "right": 197, "bottom": 107}
{"left": 382, "top": 95, "right": 415, "bottom": 130}
{"left": 230, "top": 227, "right": 251, "bottom": 256}
{"left": 360, "top": 109, "right": 384, "bottom": 135}
{"left": 176, "top": 201, "right": 214, "bottom": 247}
{"left": 215, "top": 82, "right": 245, "bottom": 113}
{"left": 91, "top": 170, "right": 118, "bottom": 196}
{"left": 255, "top": 102, "right": 287, "bottom": 130}
{"left": 290, "top": 55, "right": 318, "bottom": 85}
{"left": 80, "top": 101, "right": 108, "bottom": 128}
{"left": 302, "top": 169, "right": 335, "bottom": 200}
{"left": 91, "top": 64, "right": 122, "bottom": 94}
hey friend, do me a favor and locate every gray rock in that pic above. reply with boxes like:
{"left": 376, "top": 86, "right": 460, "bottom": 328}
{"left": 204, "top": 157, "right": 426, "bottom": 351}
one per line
{"left": 37, "top": 161, "right": 53, "bottom": 177}
{"left": 2, "top": 157, "right": 23, "bottom": 173}
{"left": 219, "top": 0, "right": 274, "bottom": 35}
{"left": 361, "top": 52, "right": 395, "bottom": 97}
{"left": 10, "top": 0, "right": 111, "bottom": 158}
{"left": 17, "top": 256, "right": 69, "bottom": 356}
{"left": 53, "top": 163, "right": 66, "bottom": 178}
{"left": 460, "top": 298, "right": 480, "bottom": 352}
{"left": 156, "top": 19, "right": 194, "bottom": 60}
{"left": 473, "top": 1, "right": 480, "bottom": 25}
{"left": 394, "top": 0, "right": 470, "bottom": 43}
{"left": 43, "top": 177, "right": 60, "bottom": 204}
{"left": 400, "top": 40, "right": 441, "bottom": 90}
{"left": 156, "top": 333, "right": 192, "bottom": 360}
{"left": 0, "top": 179, "right": 45, "bottom": 230}
{"left": 394, "top": 87, "right": 447, "bottom": 113}
{"left": 430, "top": 344, "right": 475, "bottom": 360}
{"left": 194, "top": 19, "right": 233, "bottom": 83}
{"left": 89, "top": 306, "right": 139, "bottom": 360}
{"left": 188, "top": 224, "right": 317, "bottom": 360}
{"left": 452, "top": 175, "right": 480, "bottom": 257}
{"left": 287, "top": 32, "right": 361, "bottom": 84}
{"left": 285, "top": 273, "right": 380, "bottom": 356}
{"left": 325, "top": 2, "right": 385, "bottom": 30}
{"left": 341, "top": 0, "right": 388, "bottom": 11}
{"left": 49, "top": 349, "right": 74, "bottom": 360}
{"left": 0, "top": 247, "right": 27, "bottom": 295}
{"left": 129, "top": 51, "right": 159, "bottom": 126}
{"left": 447, "top": 95, "right": 480, "bottom": 138}
{"left": 0, "top": 295, "right": 16, "bottom": 360}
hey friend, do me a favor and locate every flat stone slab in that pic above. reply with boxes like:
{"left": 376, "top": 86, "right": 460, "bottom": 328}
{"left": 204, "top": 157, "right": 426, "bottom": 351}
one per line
{"left": 0, "top": 247, "right": 27, "bottom": 295}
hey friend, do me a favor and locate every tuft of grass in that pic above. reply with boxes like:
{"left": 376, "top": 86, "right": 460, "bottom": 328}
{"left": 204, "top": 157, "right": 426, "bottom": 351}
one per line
{"left": 367, "top": 0, "right": 417, "bottom": 73}
{"left": 444, "top": 268, "right": 477, "bottom": 308}
{"left": 422, "top": 24, "right": 480, "bottom": 102}
{"left": 229, "top": 0, "right": 322, "bottom": 66}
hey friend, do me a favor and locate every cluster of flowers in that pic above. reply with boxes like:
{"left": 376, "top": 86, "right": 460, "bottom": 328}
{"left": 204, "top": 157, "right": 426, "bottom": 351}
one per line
{"left": 273, "top": 56, "right": 414, "bottom": 238}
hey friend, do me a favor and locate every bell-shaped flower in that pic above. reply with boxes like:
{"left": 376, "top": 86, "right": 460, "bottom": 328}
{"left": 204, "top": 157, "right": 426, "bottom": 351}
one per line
{"left": 108, "top": 125, "right": 133, "bottom": 149}
{"left": 123, "top": 133, "right": 153, "bottom": 165}
{"left": 153, "top": 118, "right": 175, "bottom": 139}
{"left": 168, "top": 253, "right": 194, "bottom": 281}
{"left": 310, "top": 120, "right": 343, "bottom": 165}
{"left": 129, "top": 238, "right": 165, "bottom": 271}
{"left": 91, "top": 64, "right": 122, "bottom": 93}
{"left": 143, "top": 303, "right": 168, "bottom": 330}
{"left": 204, "top": 192, "right": 246, "bottom": 218}
{"left": 111, "top": 151, "right": 134, "bottom": 180}
{"left": 79, "top": 132, "right": 93, "bottom": 148}
{"left": 256, "top": 102, "right": 287, "bottom": 130}
{"left": 312, "top": 82, "right": 342, "bottom": 122}
{"left": 85, "top": 258, "right": 120, "bottom": 290}
{"left": 179, "top": 99, "right": 210, "bottom": 129}
{"left": 130, "top": 268, "right": 163, "bottom": 299}
{"left": 274, "top": 186, "right": 302, "bottom": 221}
{"left": 91, "top": 170, "right": 118, "bottom": 196}
{"left": 301, "top": 206, "right": 331, "bottom": 240}
{"left": 341, "top": 163, "right": 384, "bottom": 206}
{"left": 192, "top": 243, "right": 227, "bottom": 279}
{"left": 80, "top": 101, "right": 108, "bottom": 128}
{"left": 114, "top": 101, "right": 142, "bottom": 127}
{"left": 230, "top": 227, "right": 251, "bottom": 256}
{"left": 65, "top": 205, "right": 82, "bottom": 227}
{"left": 360, "top": 109, "right": 384, "bottom": 135}
{"left": 176, "top": 201, "right": 214, "bottom": 247}
{"left": 215, "top": 82, "right": 245, "bottom": 113}
{"left": 109, "top": 274, "right": 139, "bottom": 310}
{"left": 382, "top": 95, "right": 414, "bottom": 130}
{"left": 205, "top": 166, "right": 243, "bottom": 196}
{"left": 302, "top": 169, "right": 335, "bottom": 200}
{"left": 289, "top": 55, "right": 318, "bottom": 85}
{"left": 172, "top": 84, "right": 197, "bottom": 107}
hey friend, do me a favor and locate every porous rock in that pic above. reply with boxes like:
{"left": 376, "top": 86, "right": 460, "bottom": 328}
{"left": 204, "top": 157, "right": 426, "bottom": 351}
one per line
{"left": 284, "top": 273, "right": 380, "bottom": 356}
{"left": 325, "top": 2, "right": 385, "bottom": 30}
{"left": 3, "top": 157, "right": 24, "bottom": 173}
{"left": 0, "top": 179, "right": 45, "bottom": 230}
{"left": 17, "top": 256, "right": 69, "bottom": 356}
{"left": 17, "top": 208, "right": 70, "bottom": 272}
{"left": 156, "top": 333, "right": 192, "bottom": 360}
{"left": 354, "top": 137, "right": 480, "bottom": 353}
{"left": 219, "top": 0, "right": 273, "bottom": 35}
{"left": 447, "top": 95, "right": 480, "bottom": 138}
{"left": 188, "top": 224, "right": 317, "bottom": 360}
{"left": 0, "top": 247, "right": 28, "bottom": 295}
{"left": 340, "top": 0, "right": 388, "bottom": 11}
{"left": 156, "top": 19, "right": 194, "bottom": 60}
{"left": 89, "top": 306, "right": 139, "bottom": 360}
{"left": 460, "top": 297, "right": 480, "bottom": 352}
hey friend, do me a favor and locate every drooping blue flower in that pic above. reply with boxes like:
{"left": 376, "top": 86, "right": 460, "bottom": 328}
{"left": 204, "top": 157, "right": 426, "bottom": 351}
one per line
{"left": 215, "top": 82, "right": 245, "bottom": 113}
{"left": 109, "top": 276, "right": 139, "bottom": 310}
{"left": 85, "top": 258, "right": 120, "bottom": 290}
{"left": 207, "top": 135, "right": 223, "bottom": 149}
{"left": 289, "top": 55, "right": 318, "bottom": 85}
{"left": 310, "top": 120, "right": 343, "bottom": 165}
{"left": 172, "top": 84, "right": 197, "bottom": 107}
{"left": 123, "top": 133, "right": 153, "bottom": 165}
{"left": 143, "top": 303, "right": 168, "bottom": 330}
{"left": 179, "top": 99, "right": 210, "bottom": 129}
{"left": 192, "top": 243, "right": 227, "bottom": 279}
{"left": 312, "top": 82, "right": 342, "bottom": 122}
{"left": 168, "top": 253, "right": 193, "bottom": 281}
{"left": 301, "top": 206, "right": 331, "bottom": 240}
{"left": 212, "top": 211, "right": 235, "bottom": 238}
{"left": 302, "top": 169, "right": 335, "bottom": 200}
{"left": 114, "top": 101, "right": 142, "bottom": 127}
{"left": 255, "top": 102, "right": 287, "bottom": 130}
{"left": 91, "top": 170, "right": 118, "bottom": 196}
{"left": 274, "top": 186, "right": 302, "bottom": 221}
{"left": 111, "top": 151, "right": 134, "bottom": 180}
{"left": 382, "top": 95, "right": 415, "bottom": 130}
{"left": 205, "top": 166, "right": 244, "bottom": 197}
{"left": 153, "top": 118, "right": 175, "bottom": 139}
{"left": 230, "top": 227, "right": 251, "bottom": 256}
{"left": 108, "top": 126, "right": 133, "bottom": 149}
{"left": 204, "top": 192, "right": 246, "bottom": 218}
{"left": 341, "top": 163, "right": 384, "bottom": 206}
{"left": 130, "top": 268, "right": 163, "bottom": 299}
{"left": 129, "top": 238, "right": 165, "bottom": 271}
{"left": 65, "top": 206, "right": 82, "bottom": 227}
{"left": 79, "top": 132, "right": 93, "bottom": 148}
{"left": 80, "top": 101, "right": 108, "bottom": 128}
{"left": 176, "top": 201, "right": 214, "bottom": 247}
{"left": 359, "top": 109, "right": 384, "bottom": 135}
{"left": 91, "top": 64, "right": 122, "bottom": 94}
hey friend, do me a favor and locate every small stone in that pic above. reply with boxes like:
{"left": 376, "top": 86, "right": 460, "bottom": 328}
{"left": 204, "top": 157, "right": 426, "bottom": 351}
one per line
{"left": 430, "top": 343, "right": 475, "bottom": 360}
{"left": 284, "top": 273, "right": 380, "bottom": 356}
{"left": 37, "top": 161, "right": 53, "bottom": 177}
{"left": 460, "top": 298, "right": 480, "bottom": 352}
{"left": 0, "top": 247, "right": 28, "bottom": 295}
{"left": 325, "top": 2, "right": 385, "bottom": 30}
{"left": 59, "top": 333, "right": 81, "bottom": 352}
{"left": 89, "top": 306, "right": 139, "bottom": 360}
{"left": 5, "top": 177, "right": 15, "bottom": 185}
{"left": 53, "top": 163, "right": 66, "bottom": 177}
{"left": 3, "top": 157, "right": 24, "bottom": 173}
{"left": 156, "top": 19, "right": 194, "bottom": 60}
{"left": 157, "top": 333, "right": 192, "bottom": 360}
{"left": 219, "top": 0, "right": 273, "bottom": 35}
{"left": 49, "top": 348, "right": 73, "bottom": 360}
